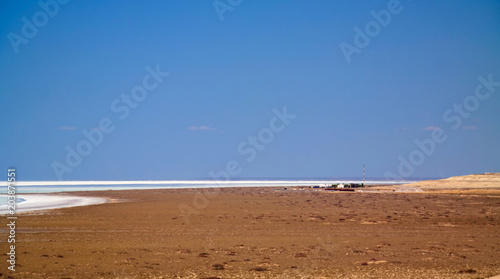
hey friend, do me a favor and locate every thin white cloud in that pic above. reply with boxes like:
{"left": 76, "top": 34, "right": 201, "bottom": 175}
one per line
{"left": 462, "top": 126, "right": 477, "bottom": 130}
{"left": 423, "top": 126, "right": 440, "bottom": 131}
{"left": 187, "top": 125, "right": 217, "bottom": 131}
{"left": 57, "top": 126, "right": 77, "bottom": 131}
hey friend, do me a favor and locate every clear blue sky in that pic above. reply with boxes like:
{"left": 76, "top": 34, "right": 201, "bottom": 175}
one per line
{"left": 1, "top": 0, "right": 499, "bottom": 181}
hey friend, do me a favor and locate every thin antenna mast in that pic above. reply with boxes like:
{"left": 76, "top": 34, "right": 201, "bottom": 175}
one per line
{"left": 363, "top": 164, "right": 365, "bottom": 186}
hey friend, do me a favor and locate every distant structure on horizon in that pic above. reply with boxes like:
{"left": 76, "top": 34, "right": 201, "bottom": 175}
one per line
{"left": 363, "top": 164, "right": 365, "bottom": 186}
{"left": 483, "top": 168, "right": 500, "bottom": 174}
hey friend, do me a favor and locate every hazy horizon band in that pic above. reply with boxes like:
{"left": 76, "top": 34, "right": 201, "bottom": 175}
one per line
{"left": 0, "top": 179, "right": 418, "bottom": 187}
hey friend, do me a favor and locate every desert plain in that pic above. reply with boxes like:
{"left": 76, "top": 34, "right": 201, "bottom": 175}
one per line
{"left": 1, "top": 174, "right": 500, "bottom": 278}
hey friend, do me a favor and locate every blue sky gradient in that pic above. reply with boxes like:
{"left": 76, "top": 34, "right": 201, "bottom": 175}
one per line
{"left": 1, "top": 0, "right": 499, "bottom": 181}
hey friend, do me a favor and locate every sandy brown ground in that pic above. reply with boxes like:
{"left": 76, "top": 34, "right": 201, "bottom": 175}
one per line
{"left": 1, "top": 182, "right": 500, "bottom": 278}
{"left": 398, "top": 173, "right": 500, "bottom": 190}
